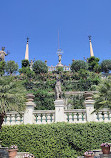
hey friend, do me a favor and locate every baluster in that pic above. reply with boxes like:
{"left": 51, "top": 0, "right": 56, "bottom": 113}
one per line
{"left": 42, "top": 114, "right": 46, "bottom": 124}
{"left": 45, "top": 114, "right": 47, "bottom": 123}
{"left": 96, "top": 113, "right": 99, "bottom": 121}
{"left": 41, "top": 114, "right": 43, "bottom": 123}
{"left": 50, "top": 114, "right": 53, "bottom": 122}
{"left": 101, "top": 112, "right": 105, "bottom": 121}
{"left": 37, "top": 114, "right": 41, "bottom": 124}
{"left": 82, "top": 113, "right": 84, "bottom": 121}
{"left": 72, "top": 113, "right": 74, "bottom": 122}
{"left": 104, "top": 112, "right": 108, "bottom": 122}
{"left": 10, "top": 114, "right": 12, "bottom": 125}
{"left": 107, "top": 112, "right": 110, "bottom": 120}
{"left": 76, "top": 113, "right": 79, "bottom": 121}
{"left": 20, "top": 114, "right": 23, "bottom": 123}
{"left": 67, "top": 113, "right": 69, "bottom": 122}
{"left": 15, "top": 114, "right": 17, "bottom": 124}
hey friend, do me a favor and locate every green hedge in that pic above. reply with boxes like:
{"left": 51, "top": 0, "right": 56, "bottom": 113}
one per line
{"left": 1, "top": 122, "right": 111, "bottom": 158}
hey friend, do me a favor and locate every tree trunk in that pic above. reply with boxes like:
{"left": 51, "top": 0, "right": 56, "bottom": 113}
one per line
{"left": 0, "top": 113, "right": 5, "bottom": 130}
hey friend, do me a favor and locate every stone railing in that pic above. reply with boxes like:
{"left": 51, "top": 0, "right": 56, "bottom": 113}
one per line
{"left": 95, "top": 109, "right": 111, "bottom": 122}
{"left": 33, "top": 110, "right": 55, "bottom": 124}
{"left": 48, "top": 66, "right": 71, "bottom": 72}
{"left": 3, "top": 111, "right": 24, "bottom": 125}
{"left": 2, "top": 93, "right": 111, "bottom": 125}
{"left": 64, "top": 109, "right": 86, "bottom": 123}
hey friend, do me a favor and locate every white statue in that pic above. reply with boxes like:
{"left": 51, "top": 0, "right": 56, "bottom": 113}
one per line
{"left": 55, "top": 78, "right": 62, "bottom": 99}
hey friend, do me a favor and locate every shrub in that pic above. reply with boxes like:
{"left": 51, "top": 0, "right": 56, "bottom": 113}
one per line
{"left": 1, "top": 122, "right": 111, "bottom": 158}
{"left": 71, "top": 60, "right": 88, "bottom": 72}
{"left": 33, "top": 60, "right": 48, "bottom": 74}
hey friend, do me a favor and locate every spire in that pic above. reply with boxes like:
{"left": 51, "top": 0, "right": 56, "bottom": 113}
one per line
{"left": 88, "top": 35, "right": 94, "bottom": 57}
{"left": 56, "top": 30, "right": 63, "bottom": 67}
{"left": 25, "top": 37, "right": 29, "bottom": 60}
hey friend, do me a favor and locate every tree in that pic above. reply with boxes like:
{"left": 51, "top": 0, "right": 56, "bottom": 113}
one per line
{"left": 71, "top": 60, "right": 88, "bottom": 72}
{"left": 94, "top": 79, "right": 111, "bottom": 112}
{"left": 5, "top": 60, "right": 18, "bottom": 75}
{"left": 33, "top": 60, "right": 48, "bottom": 74}
{"left": 56, "top": 66, "right": 63, "bottom": 74}
{"left": 0, "top": 61, "right": 5, "bottom": 76}
{"left": 0, "top": 76, "right": 27, "bottom": 129}
{"left": 22, "top": 59, "right": 29, "bottom": 68}
{"left": 100, "top": 60, "right": 111, "bottom": 73}
{"left": 19, "top": 67, "right": 35, "bottom": 79}
{"left": 87, "top": 56, "right": 101, "bottom": 73}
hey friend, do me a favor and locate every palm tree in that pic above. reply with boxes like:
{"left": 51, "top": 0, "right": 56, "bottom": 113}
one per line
{"left": 0, "top": 76, "right": 27, "bottom": 129}
{"left": 94, "top": 79, "right": 111, "bottom": 111}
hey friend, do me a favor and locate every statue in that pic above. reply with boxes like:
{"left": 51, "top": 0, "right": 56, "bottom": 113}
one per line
{"left": 0, "top": 47, "right": 8, "bottom": 61}
{"left": 55, "top": 76, "right": 62, "bottom": 99}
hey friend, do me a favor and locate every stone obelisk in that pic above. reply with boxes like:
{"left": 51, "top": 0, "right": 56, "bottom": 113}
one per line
{"left": 88, "top": 35, "right": 94, "bottom": 57}
{"left": 25, "top": 37, "right": 29, "bottom": 60}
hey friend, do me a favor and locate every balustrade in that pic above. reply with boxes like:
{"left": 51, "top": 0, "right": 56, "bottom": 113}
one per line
{"left": 33, "top": 110, "right": 55, "bottom": 124}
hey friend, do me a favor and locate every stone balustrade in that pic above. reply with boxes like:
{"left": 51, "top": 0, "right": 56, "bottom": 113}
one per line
{"left": 2, "top": 97, "right": 111, "bottom": 126}
{"left": 48, "top": 66, "right": 71, "bottom": 72}
{"left": 64, "top": 109, "right": 86, "bottom": 123}
{"left": 3, "top": 111, "right": 24, "bottom": 125}
{"left": 33, "top": 110, "right": 55, "bottom": 124}
{"left": 95, "top": 109, "right": 111, "bottom": 122}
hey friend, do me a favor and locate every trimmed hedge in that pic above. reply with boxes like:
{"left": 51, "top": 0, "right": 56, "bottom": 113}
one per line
{"left": 1, "top": 122, "right": 111, "bottom": 158}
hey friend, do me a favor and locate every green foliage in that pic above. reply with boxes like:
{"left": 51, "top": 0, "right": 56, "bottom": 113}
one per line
{"left": 0, "top": 76, "right": 27, "bottom": 113}
{"left": 101, "top": 60, "right": 111, "bottom": 73}
{"left": 19, "top": 67, "right": 35, "bottom": 79}
{"left": 23, "top": 79, "right": 56, "bottom": 110}
{"left": 94, "top": 79, "right": 111, "bottom": 111}
{"left": 33, "top": 60, "right": 48, "bottom": 74}
{"left": 34, "top": 89, "right": 55, "bottom": 110}
{"left": 5, "top": 60, "right": 18, "bottom": 75}
{"left": 71, "top": 60, "right": 88, "bottom": 73}
{"left": 87, "top": 56, "right": 101, "bottom": 73}
{"left": 1, "top": 122, "right": 111, "bottom": 158}
{"left": 0, "top": 61, "right": 5, "bottom": 76}
{"left": 56, "top": 66, "right": 63, "bottom": 73}
{"left": 22, "top": 60, "right": 29, "bottom": 68}
{"left": 62, "top": 72, "right": 100, "bottom": 91}
{"left": 67, "top": 94, "right": 85, "bottom": 109}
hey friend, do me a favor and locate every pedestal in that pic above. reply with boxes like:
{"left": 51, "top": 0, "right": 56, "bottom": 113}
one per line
{"left": 54, "top": 99, "right": 65, "bottom": 122}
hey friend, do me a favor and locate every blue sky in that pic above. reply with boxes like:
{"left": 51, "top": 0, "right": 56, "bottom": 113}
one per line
{"left": 0, "top": 0, "right": 111, "bottom": 68}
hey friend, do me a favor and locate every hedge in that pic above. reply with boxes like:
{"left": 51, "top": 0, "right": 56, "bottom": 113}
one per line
{"left": 1, "top": 122, "right": 111, "bottom": 158}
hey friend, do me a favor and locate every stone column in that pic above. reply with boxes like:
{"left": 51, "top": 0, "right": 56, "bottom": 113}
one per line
{"left": 54, "top": 99, "right": 65, "bottom": 122}
{"left": 24, "top": 94, "right": 36, "bottom": 124}
{"left": 84, "top": 92, "right": 96, "bottom": 122}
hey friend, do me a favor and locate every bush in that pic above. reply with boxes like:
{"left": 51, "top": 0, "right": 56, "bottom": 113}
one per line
{"left": 22, "top": 60, "right": 30, "bottom": 68}
{"left": 101, "top": 60, "right": 111, "bottom": 73}
{"left": 1, "top": 122, "right": 111, "bottom": 158}
{"left": 33, "top": 60, "right": 48, "bottom": 74}
{"left": 71, "top": 60, "right": 88, "bottom": 73}
{"left": 5, "top": 60, "right": 18, "bottom": 75}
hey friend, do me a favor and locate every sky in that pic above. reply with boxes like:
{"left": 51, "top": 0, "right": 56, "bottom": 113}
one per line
{"left": 0, "top": 0, "right": 111, "bottom": 68}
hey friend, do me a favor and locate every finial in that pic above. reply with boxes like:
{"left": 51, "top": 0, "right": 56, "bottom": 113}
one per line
{"left": 27, "top": 37, "right": 29, "bottom": 43}
{"left": 2, "top": 47, "right": 5, "bottom": 51}
{"left": 88, "top": 35, "right": 91, "bottom": 41}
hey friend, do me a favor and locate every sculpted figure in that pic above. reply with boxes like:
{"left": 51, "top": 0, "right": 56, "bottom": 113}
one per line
{"left": 55, "top": 78, "right": 62, "bottom": 99}
{"left": 0, "top": 47, "right": 7, "bottom": 61}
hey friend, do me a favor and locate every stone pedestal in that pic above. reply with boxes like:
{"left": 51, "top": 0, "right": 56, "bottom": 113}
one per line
{"left": 100, "top": 154, "right": 111, "bottom": 158}
{"left": 84, "top": 99, "right": 96, "bottom": 122}
{"left": 24, "top": 94, "right": 36, "bottom": 124}
{"left": 54, "top": 99, "right": 65, "bottom": 122}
